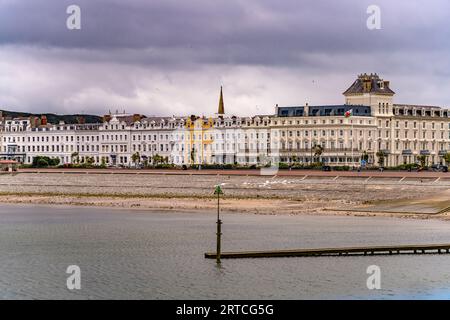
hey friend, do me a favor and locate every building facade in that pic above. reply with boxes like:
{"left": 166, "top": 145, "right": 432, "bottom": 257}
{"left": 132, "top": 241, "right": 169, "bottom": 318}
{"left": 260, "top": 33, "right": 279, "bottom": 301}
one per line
{"left": 1, "top": 74, "right": 449, "bottom": 167}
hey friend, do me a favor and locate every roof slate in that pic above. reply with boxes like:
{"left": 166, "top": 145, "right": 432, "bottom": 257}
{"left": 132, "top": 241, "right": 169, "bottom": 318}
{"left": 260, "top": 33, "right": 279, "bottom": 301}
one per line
{"left": 343, "top": 73, "right": 395, "bottom": 95}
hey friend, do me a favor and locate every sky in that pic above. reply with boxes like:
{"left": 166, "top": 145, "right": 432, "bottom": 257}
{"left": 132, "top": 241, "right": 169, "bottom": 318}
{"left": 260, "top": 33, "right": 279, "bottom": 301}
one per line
{"left": 1, "top": 0, "right": 450, "bottom": 117}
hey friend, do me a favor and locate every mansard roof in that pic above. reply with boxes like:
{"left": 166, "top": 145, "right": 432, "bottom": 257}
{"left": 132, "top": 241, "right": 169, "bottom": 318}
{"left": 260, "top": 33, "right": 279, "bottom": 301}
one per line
{"left": 393, "top": 104, "right": 442, "bottom": 110}
{"left": 343, "top": 73, "right": 395, "bottom": 95}
{"left": 277, "top": 104, "right": 371, "bottom": 117}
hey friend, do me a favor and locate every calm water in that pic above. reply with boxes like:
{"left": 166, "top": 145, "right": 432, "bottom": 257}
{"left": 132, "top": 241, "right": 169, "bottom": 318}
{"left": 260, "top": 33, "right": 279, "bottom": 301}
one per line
{"left": 1, "top": 204, "right": 450, "bottom": 299}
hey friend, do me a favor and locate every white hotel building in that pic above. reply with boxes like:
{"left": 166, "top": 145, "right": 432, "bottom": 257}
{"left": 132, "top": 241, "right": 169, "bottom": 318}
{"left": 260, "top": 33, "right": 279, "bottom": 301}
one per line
{"left": 1, "top": 74, "right": 449, "bottom": 167}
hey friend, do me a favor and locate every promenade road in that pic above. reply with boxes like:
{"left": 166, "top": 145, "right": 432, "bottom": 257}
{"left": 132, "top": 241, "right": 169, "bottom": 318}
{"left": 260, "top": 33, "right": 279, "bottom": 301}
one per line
{"left": 15, "top": 168, "right": 450, "bottom": 179}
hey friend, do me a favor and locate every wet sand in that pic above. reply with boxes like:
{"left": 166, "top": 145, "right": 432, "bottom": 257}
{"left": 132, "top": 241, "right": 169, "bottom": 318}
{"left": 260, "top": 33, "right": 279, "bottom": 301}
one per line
{"left": 0, "top": 172, "right": 448, "bottom": 219}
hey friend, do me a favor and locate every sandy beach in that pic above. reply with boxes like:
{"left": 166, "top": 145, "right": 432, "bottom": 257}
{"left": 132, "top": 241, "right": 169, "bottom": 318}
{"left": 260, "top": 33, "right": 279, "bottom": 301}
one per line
{"left": 0, "top": 172, "right": 448, "bottom": 219}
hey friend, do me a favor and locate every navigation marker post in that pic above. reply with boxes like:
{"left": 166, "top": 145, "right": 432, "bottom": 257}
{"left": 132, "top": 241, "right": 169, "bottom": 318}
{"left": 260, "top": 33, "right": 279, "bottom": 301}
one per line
{"left": 214, "top": 185, "right": 224, "bottom": 264}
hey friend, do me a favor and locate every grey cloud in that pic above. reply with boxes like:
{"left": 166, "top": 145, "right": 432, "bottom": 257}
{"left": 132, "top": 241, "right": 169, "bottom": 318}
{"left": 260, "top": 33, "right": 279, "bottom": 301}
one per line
{"left": 1, "top": 1, "right": 450, "bottom": 62}
{"left": 0, "top": 0, "right": 449, "bottom": 115}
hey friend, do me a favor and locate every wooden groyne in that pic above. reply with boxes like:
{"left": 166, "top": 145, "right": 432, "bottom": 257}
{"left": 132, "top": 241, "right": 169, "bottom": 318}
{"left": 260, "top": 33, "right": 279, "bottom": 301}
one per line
{"left": 205, "top": 244, "right": 450, "bottom": 259}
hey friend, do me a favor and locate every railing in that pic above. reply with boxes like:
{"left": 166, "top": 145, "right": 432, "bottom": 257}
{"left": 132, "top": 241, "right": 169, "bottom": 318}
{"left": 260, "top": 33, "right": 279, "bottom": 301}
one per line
{"left": 279, "top": 148, "right": 365, "bottom": 153}
{"left": 0, "top": 152, "right": 26, "bottom": 156}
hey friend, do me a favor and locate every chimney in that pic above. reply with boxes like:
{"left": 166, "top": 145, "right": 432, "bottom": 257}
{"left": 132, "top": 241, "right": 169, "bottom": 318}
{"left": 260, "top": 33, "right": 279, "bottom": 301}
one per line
{"left": 133, "top": 114, "right": 141, "bottom": 122}
{"left": 103, "top": 114, "right": 112, "bottom": 123}
{"left": 363, "top": 79, "right": 372, "bottom": 92}
{"left": 304, "top": 103, "right": 309, "bottom": 116}
{"left": 40, "top": 115, "right": 47, "bottom": 126}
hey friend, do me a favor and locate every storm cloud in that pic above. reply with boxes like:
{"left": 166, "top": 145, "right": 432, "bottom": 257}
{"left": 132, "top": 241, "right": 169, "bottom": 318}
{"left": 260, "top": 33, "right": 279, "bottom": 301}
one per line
{"left": 0, "top": 0, "right": 449, "bottom": 116}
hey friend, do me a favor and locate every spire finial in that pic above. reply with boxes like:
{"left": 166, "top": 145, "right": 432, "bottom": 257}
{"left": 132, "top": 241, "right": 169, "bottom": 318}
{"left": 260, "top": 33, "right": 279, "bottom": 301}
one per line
{"left": 218, "top": 86, "right": 225, "bottom": 115}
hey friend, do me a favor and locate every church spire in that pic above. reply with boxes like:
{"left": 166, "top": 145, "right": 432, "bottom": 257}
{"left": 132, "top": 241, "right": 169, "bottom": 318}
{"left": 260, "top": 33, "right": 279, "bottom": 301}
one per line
{"left": 218, "top": 86, "right": 225, "bottom": 115}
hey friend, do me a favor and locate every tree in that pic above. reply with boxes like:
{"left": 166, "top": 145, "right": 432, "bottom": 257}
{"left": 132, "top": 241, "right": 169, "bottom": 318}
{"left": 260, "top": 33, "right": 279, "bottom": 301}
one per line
{"left": 152, "top": 154, "right": 164, "bottom": 165}
{"left": 417, "top": 155, "right": 428, "bottom": 168}
{"left": 131, "top": 152, "right": 140, "bottom": 167}
{"left": 100, "top": 157, "right": 107, "bottom": 168}
{"left": 32, "top": 156, "right": 59, "bottom": 168}
{"left": 312, "top": 144, "right": 324, "bottom": 163}
{"left": 444, "top": 152, "right": 450, "bottom": 165}
{"left": 36, "top": 157, "right": 48, "bottom": 168}
{"left": 376, "top": 151, "right": 385, "bottom": 167}
{"left": 50, "top": 157, "right": 60, "bottom": 166}
{"left": 86, "top": 156, "right": 95, "bottom": 166}
{"left": 71, "top": 152, "right": 79, "bottom": 164}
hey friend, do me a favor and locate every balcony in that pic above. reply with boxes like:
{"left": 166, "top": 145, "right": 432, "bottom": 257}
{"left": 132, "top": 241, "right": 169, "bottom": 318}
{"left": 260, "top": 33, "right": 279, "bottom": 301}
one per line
{"left": 279, "top": 148, "right": 363, "bottom": 153}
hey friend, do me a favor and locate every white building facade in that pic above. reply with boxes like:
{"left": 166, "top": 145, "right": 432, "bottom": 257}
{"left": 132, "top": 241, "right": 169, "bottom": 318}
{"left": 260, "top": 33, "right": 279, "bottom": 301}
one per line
{"left": 1, "top": 74, "right": 449, "bottom": 167}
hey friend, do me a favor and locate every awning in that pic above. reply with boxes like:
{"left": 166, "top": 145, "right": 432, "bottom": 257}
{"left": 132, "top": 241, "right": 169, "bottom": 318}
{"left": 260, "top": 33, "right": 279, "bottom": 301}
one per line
{"left": 420, "top": 150, "right": 430, "bottom": 155}
{"left": 402, "top": 149, "right": 413, "bottom": 155}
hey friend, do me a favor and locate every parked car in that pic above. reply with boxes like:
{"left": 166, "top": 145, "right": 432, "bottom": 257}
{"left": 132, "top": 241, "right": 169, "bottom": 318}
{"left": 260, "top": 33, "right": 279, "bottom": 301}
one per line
{"left": 321, "top": 165, "right": 331, "bottom": 171}
{"left": 430, "top": 164, "right": 448, "bottom": 172}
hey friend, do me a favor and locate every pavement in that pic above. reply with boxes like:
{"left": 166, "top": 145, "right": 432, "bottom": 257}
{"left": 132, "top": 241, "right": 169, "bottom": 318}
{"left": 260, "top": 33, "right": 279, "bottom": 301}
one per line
{"left": 333, "top": 190, "right": 450, "bottom": 215}
{"left": 14, "top": 168, "right": 450, "bottom": 179}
